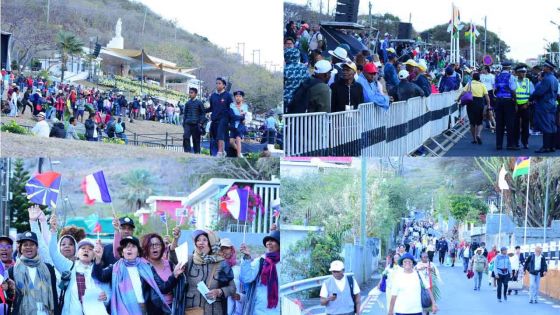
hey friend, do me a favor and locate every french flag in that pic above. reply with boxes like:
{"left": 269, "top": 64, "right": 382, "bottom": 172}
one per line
{"left": 81, "top": 171, "right": 112, "bottom": 205}
{"left": 226, "top": 188, "right": 249, "bottom": 221}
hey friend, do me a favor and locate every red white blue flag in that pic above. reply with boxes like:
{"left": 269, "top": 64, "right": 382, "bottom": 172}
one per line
{"left": 81, "top": 171, "right": 112, "bottom": 205}
{"left": 226, "top": 188, "right": 249, "bottom": 221}
{"left": 25, "top": 171, "right": 61, "bottom": 208}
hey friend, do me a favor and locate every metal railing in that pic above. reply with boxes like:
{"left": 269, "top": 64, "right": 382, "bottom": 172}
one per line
{"left": 281, "top": 273, "right": 363, "bottom": 315}
{"left": 284, "top": 91, "right": 462, "bottom": 157}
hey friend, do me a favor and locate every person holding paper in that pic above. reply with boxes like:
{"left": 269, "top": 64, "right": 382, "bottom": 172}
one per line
{"left": 170, "top": 229, "right": 235, "bottom": 315}
{"left": 141, "top": 233, "right": 175, "bottom": 310}
{"left": 92, "top": 236, "right": 184, "bottom": 315}
{"left": 47, "top": 213, "right": 110, "bottom": 315}
{"left": 239, "top": 230, "right": 280, "bottom": 315}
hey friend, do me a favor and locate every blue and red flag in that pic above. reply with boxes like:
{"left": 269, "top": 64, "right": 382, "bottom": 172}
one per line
{"left": 225, "top": 188, "right": 249, "bottom": 221}
{"left": 25, "top": 171, "right": 61, "bottom": 208}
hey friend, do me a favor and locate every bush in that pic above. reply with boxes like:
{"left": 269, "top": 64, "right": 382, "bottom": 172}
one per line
{"left": 200, "top": 148, "right": 211, "bottom": 155}
{"left": 1, "top": 120, "right": 30, "bottom": 135}
{"left": 102, "top": 137, "right": 125, "bottom": 145}
{"left": 77, "top": 133, "right": 86, "bottom": 140}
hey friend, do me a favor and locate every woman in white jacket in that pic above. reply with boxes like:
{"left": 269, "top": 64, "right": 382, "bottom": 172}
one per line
{"left": 48, "top": 213, "right": 110, "bottom": 315}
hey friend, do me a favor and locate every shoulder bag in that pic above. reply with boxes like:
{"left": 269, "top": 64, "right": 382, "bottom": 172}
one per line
{"left": 416, "top": 270, "right": 432, "bottom": 308}
{"left": 460, "top": 82, "right": 473, "bottom": 105}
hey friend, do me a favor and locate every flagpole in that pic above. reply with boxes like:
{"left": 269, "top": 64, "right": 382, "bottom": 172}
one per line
{"left": 543, "top": 159, "right": 551, "bottom": 243}
{"left": 523, "top": 158, "right": 531, "bottom": 245}
{"left": 450, "top": 4, "right": 454, "bottom": 63}
{"left": 165, "top": 213, "right": 170, "bottom": 236}
{"left": 242, "top": 189, "right": 250, "bottom": 244}
{"left": 498, "top": 188, "right": 503, "bottom": 246}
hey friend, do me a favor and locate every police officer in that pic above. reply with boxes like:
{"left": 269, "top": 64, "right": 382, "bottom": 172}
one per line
{"left": 493, "top": 62, "right": 518, "bottom": 150}
{"left": 530, "top": 60, "right": 559, "bottom": 153}
{"left": 513, "top": 64, "right": 534, "bottom": 149}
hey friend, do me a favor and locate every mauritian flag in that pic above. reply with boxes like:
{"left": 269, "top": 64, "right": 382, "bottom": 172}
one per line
{"left": 25, "top": 171, "right": 61, "bottom": 208}
{"left": 512, "top": 157, "right": 530, "bottom": 178}
{"left": 81, "top": 171, "right": 112, "bottom": 205}
{"left": 225, "top": 188, "right": 249, "bottom": 221}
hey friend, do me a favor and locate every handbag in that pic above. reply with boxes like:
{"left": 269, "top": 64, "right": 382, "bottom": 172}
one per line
{"left": 379, "top": 274, "right": 387, "bottom": 292}
{"left": 467, "top": 269, "right": 474, "bottom": 279}
{"left": 416, "top": 271, "right": 433, "bottom": 308}
{"left": 460, "top": 82, "right": 473, "bottom": 105}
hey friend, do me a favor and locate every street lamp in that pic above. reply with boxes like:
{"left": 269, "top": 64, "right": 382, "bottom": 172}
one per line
{"left": 551, "top": 21, "right": 560, "bottom": 66}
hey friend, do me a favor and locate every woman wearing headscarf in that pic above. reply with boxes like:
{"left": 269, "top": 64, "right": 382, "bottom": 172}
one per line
{"left": 239, "top": 230, "right": 280, "bottom": 315}
{"left": 92, "top": 235, "right": 183, "bottom": 315}
{"left": 141, "top": 233, "right": 175, "bottom": 310}
{"left": 47, "top": 213, "right": 110, "bottom": 315}
{"left": 170, "top": 229, "right": 236, "bottom": 315}
{"left": 7, "top": 230, "right": 60, "bottom": 315}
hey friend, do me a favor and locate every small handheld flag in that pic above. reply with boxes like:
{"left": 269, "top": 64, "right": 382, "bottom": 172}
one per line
{"left": 25, "top": 171, "right": 61, "bottom": 208}
{"left": 160, "top": 212, "right": 169, "bottom": 236}
{"left": 93, "top": 222, "right": 102, "bottom": 239}
{"left": 82, "top": 171, "right": 112, "bottom": 205}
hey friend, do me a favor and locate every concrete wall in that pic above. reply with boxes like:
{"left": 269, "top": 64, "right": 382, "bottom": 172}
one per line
{"left": 480, "top": 215, "right": 560, "bottom": 247}
{"left": 343, "top": 237, "right": 381, "bottom": 285}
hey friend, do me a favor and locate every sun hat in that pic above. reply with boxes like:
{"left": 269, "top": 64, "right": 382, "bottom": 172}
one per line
{"left": 329, "top": 260, "right": 345, "bottom": 271}
{"left": 398, "top": 69, "right": 409, "bottom": 79}
{"left": 328, "top": 47, "right": 350, "bottom": 62}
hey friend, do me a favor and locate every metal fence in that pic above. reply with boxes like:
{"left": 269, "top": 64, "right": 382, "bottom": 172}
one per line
{"left": 284, "top": 91, "right": 462, "bottom": 157}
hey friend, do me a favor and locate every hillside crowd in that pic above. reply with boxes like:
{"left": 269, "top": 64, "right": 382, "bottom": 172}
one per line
{"left": 0, "top": 206, "right": 280, "bottom": 315}
{"left": 1, "top": 72, "right": 283, "bottom": 156}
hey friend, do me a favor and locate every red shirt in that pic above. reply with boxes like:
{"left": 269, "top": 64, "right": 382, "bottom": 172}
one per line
{"left": 487, "top": 250, "right": 498, "bottom": 263}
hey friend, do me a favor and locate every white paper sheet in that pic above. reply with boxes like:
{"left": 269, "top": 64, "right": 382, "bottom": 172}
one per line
{"left": 83, "top": 287, "right": 109, "bottom": 315}
{"left": 197, "top": 281, "right": 215, "bottom": 304}
{"left": 175, "top": 241, "right": 189, "bottom": 265}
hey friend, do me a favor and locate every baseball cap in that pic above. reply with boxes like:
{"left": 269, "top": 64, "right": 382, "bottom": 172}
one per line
{"left": 119, "top": 236, "right": 140, "bottom": 248}
{"left": 342, "top": 61, "right": 357, "bottom": 73}
{"left": 363, "top": 63, "right": 378, "bottom": 74}
{"left": 314, "top": 60, "right": 333, "bottom": 74}
{"left": 329, "top": 260, "right": 345, "bottom": 272}
{"left": 220, "top": 238, "right": 234, "bottom": 248}
{"left": 398, "top": 70, "right": 410, "bottom": 79}
{"left": 119, "top": 217, "right": 135, "bottom": 228}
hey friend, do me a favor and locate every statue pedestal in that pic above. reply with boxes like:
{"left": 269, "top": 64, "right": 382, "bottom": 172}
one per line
{"left": 107, "top": 36, "right": 124, "bottom": 49}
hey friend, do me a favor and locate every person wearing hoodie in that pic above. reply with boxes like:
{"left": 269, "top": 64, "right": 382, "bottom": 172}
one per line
{"left": 493, "top": 246, "right": 512, "bottom": 302}
{"left": 283, "top": 47, "right": 309, "bottom": 105}
{"left": 48, "top": 213, "right": 110, "bottom": 315}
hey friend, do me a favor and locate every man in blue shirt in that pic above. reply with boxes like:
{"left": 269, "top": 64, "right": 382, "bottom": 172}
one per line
{"left": 356, "top": 62, "right": 389, "bottom": 109}
{"left": 493, "top": 62, "right": 518, "bottom": 150}
{"left": 380, "top": 33, "right": 390, "bottom": 63}
{"left": 530, "top": 60, "right": 559, "bottom": 153}
{"left": 207, "top": 77, "right": 233, "bottom": 157}
{"left": 383, "top": 49, "right": 399, "bottom": 92}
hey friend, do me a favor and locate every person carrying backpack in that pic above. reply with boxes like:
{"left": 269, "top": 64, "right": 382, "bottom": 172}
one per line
{"left": 286, "top": 60, "right": 332, "bottom": 114}
{"left": 492, "top": 62, "right": 518, "bottom": 150}
{"left": 320, "top": 260, "right": 361, "bottom": 315}
{"left": 469, "top": 247, "right": 488, "bottom": 291}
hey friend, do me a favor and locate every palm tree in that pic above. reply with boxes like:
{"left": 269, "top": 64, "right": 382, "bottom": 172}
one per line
{"left": 119, "top": 169, "right": 157, "bottom": 212}
{"left": 56, "top": 31, "right": 83, "bottom": 82}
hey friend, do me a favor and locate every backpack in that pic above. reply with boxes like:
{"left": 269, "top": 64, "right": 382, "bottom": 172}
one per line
{"left": 286, "top": 78, "right": 322, "bottom": 114}
{"left": 115, "top": 121, "right": 124, "bottom": 133}
{"left": 311, "top": 32, "right": 327, "bottom": 51}
{"left": 347, "top": 275, "right": 357, "bottom": 313}
{"left": 474, "top": 255, "right": 486, "bottom": 272}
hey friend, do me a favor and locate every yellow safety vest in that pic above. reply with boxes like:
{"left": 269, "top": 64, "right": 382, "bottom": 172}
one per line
{"left": 515, "top": 78, "right": 530, "bottom": 105}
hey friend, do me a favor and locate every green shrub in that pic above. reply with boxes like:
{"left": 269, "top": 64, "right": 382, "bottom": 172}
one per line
{"left": 102, "top": 137, "right": 125, "bottom": 145}
{"left": 1, "top": 120, "right": 30, "bottom": 135}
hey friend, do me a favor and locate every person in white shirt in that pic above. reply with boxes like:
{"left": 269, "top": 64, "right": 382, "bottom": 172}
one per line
{"left": 309, "top": 25, "right": 324, "bottom": 51}
{"left": 388, "top": 253, "right": 438, "bottom": 315}
{"left": 31, "top": 112, "right": 50, "bottom": 138}
{"left": 320, "top": 260, "right": 361, "bottom": 315}
{"left": 6, "top": 231, "right": 59, "bottom": 315}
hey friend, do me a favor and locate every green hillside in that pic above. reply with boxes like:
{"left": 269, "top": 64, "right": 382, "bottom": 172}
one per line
{"left": 1, "top": 0, "right": 281, "bottom": 113}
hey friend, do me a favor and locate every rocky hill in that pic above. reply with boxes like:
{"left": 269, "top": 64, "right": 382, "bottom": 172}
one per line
{"left": 1, "top": 0, "right": 282, "bottom": 113}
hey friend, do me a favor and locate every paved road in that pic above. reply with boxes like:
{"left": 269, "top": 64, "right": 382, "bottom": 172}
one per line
{"left": 446, "top": 127, "right": 560, "bottom": 157}
{"left": 360, "top": 263, "right": 560, "bottom": 315}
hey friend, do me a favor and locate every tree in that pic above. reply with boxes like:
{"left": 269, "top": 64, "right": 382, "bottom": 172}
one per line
{"left": 448, "top": 195, "right": 488, "bottom": 223}
{"left": 56, "top": 31, "right": 84, "bottom": 82}
{"left": 119, "top": 169, "right": 157, "bottom": 212}
{"left": 8, "top": 159, "right": 49, "bottom": 232}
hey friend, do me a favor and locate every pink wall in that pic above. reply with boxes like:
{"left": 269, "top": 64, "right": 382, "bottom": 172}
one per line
{"left": 155, "top": 200, "right": 183, "bottom": 220}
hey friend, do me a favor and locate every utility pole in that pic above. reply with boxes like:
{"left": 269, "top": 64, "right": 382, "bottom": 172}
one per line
{"left": 252, "top": 49, "right": 260, "bottom": 65}
{"left": 46, "top": 0, "right": 50, "bottom": 24}
{"left": 543, "top": 159, "right": 551, "bottom": 243}
{"left": 483, "top": 16, "right": 487, "bottom": 56}
{"left": 319, "top": 0, "right": 323, "bottom": 15}
{"left": 237, "top": 42, "right": 245, "bottom": 64}
{"left": 369, "top": 2, "right": 372, "bottom": 29}
{"left": 360, "top": 156, "right": 367, "bottom": 285}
